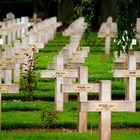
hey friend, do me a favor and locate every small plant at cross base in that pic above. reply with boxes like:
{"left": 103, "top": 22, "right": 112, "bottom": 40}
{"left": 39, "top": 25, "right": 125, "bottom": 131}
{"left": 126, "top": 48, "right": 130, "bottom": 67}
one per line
{"left": 40, "top": 108, "right": 58, "bottom": 129}
{"left": 21, "top": 54, "right": 38, "bottom": 101}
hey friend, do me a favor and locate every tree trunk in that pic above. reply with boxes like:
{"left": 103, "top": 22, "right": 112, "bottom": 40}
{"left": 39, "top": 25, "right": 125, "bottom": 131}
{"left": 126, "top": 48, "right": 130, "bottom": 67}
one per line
{"left": 33, "top": 0, "right": 51, "bottom": 19}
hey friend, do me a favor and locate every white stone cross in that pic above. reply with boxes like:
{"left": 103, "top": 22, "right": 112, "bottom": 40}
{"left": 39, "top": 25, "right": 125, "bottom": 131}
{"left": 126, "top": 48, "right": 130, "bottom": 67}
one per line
{"left": 0, "top": 56, "right": 19, "bottom": 130}
{"left": 29, "top": 13, "right": 42, "bottom": 24}
{"left": 61, "top": 66, "right": 100, "bottom": 132}
{"left": 48, "top": 47, "right": 89, "bottom": 70}
{"left": 98, "top": 17, "right": 117, "bottom": 54}
{"left": 6, "top": 12, "right": 15, "bottom": 20}
{"left": 113, "top": 53, "right": 139, "bottom": 101}
{"left": 40, "top": 55, "right": 78, "bottom": 111}
{"left": 79, "top": 80, "right": 135, "bottom": 140}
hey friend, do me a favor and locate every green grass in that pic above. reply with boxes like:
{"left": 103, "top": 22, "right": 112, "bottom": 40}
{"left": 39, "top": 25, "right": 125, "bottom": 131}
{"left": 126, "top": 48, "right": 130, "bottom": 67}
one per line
{"left": 0, "top": 130, "right": 140, "bottom": 140}
{"left": 1, "top": 103, "right": 140, "bottom": 129}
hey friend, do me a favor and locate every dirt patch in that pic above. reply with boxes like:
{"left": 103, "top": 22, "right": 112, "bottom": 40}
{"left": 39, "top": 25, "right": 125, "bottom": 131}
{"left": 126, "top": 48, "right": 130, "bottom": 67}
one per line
{"left": 2, "top": 127, "right": 140, "bottom": 133}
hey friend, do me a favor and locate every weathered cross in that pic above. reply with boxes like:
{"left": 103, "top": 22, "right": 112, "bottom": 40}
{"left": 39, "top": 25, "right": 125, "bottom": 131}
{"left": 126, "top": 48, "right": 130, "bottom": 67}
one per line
{"left": 40, "top": 55, "right": 78, "bottom": 111}
{"left": 113, "top": 53, "right": 139, "bottom": 101}
{"left": 0, "top": 49, "right": 19, "bottom": 130}
{"left": 61, "top": 66, "right": 100, "bottom": 132}
{"left": 29, "top": 13, "right": 42, "bottom": 24}
{"left": 48, "top": 47, "right": 89, "bottom": 70}
{"left": 79, "top": 80, "right": 135, "bottom": 140}
{"left": 98, "top": 17, "right": 117, "bottom": 54}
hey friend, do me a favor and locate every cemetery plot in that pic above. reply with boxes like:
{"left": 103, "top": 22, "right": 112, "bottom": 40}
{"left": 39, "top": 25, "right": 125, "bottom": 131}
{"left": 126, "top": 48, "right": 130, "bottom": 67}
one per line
{"left": 0, "top": 15, "right": 62, "bottom": 131}
{"left": 0, "top": 14, "right": 139, "bottom": 140}
{"left": 40, "top": 17, "right": 89, "bottom": 109}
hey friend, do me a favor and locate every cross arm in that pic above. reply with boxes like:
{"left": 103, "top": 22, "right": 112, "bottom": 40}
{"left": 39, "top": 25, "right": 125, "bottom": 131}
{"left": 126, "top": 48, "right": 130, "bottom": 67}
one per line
{"left": 0, "top": 84, "right": 19, "bottom": 93}
{"left": 113, "top": 69, "right": 140, "bottom": 77}
{"left": 40, "top": 69, "right": 78, "bottom": 78}
{"left": 61, "top": 83, "right": 100, "bottom": 93}
{"left": 80, "top": 101, "right": 135, "bottom": 112}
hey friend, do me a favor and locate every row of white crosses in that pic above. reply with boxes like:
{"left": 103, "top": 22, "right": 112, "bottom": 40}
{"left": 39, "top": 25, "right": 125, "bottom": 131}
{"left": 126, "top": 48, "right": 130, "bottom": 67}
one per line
{"left": 98, "top": 17, "right": 117, "bottom": 54}
{"left": 0, "top": 16, "right": 62, "bottom": 76}
{"left": 0, "top": 16, "right": 62, "bottom": 130}
{"left": 40, "top": 17, "right": 90, "bottom": 111}
{"left": 28, "top": 17, "right": 62, "bottom": 46}
{"left": 0, "top": 16, "right": 62, "bottom": 84}
{"left": 41, "top": 44, "right": 89, "bottom": 111}
{"left": 0, "top": 17, "right": 29, "bottom": 45}
{"left": 61, "top": 53, "right": 136, "bottom": 140}
{"left": 0, "top": 15, "right": 61, "bottom": 47}
{"left": 60, "top": 23, "right": 136, "bottom": 139}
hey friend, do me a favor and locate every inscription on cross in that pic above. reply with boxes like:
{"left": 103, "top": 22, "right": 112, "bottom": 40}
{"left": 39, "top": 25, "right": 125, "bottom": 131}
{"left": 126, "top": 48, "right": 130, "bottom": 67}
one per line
{"left": 79, "top": 80, "right": 135, "bottom": 140}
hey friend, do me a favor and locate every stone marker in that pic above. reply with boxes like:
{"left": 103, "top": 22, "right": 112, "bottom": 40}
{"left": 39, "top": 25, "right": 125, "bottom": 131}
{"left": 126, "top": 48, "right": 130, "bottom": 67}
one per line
{"left": 113, "top": 54, "right": 137, "bottom": 102}
{"left": 98, "top": 17, "right": 117, "bottom": 54}
{"left": 29, "top": 13, "right": 42, "bottom": 24}
{"left": 61, "top": 66, "right": 100, "bottom": 131}
{"left": 6, "top": 12, "right": 15, "bottom": 20}
{"left": 0, "top": 61, "right": 19, "bottom": 130}
{"left": 79, "top": 80, "right": 135, "bottom": 140}
{"left": 48, "top": 47, "right": 89, "bottom": 70}
{"left": 40, "top": 55, "right": 78, "bottom": 111}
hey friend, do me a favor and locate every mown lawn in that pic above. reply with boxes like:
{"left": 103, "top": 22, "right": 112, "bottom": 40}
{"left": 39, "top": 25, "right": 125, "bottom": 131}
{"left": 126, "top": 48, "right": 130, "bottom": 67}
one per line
{"left": 0, "top": 130, "right": 140, "bottom": 140}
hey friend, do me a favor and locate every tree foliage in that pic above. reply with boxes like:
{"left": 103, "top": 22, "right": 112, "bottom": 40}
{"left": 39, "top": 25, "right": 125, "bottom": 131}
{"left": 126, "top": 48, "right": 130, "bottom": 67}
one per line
{"left": 73, "top": 0, "right": 97, "bottom": 30}
{"left": 115, "top": 0, "right": 140, "bottom": 55}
